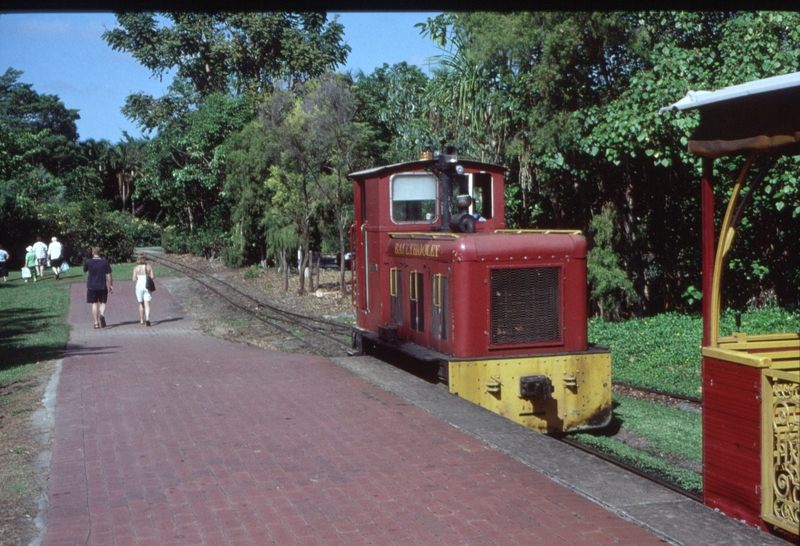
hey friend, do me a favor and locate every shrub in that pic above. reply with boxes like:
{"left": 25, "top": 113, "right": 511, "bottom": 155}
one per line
{"left": 588, "top": 305, "right": 800, "bottom": 399}
{"left": 242, "top": 266, "right": 260, "bottom": 279}
{"left": 162, "top": 226, "right": 227, "bottom": 259}
{"left": 587, "top": 203, "right": 636, "bottom": 320}
{"left": 221, "top": 246, "right": 245, "bottom": 269}
{"left": 130, "top": 218, "right": 162, "bottom": 247}
{"left": 39, "top": 200, "right": 136, "bottom": 264}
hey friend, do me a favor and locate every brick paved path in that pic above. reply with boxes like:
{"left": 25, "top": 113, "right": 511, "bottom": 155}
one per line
{"left": 42, "top": 279, "right": 665, "bottom": 545}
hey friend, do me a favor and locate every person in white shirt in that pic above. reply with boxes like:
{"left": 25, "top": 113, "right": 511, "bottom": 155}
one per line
{"left": 0, "top": 244, "right": 9, "bottom": 282}
{"left": 48, "top": 237, "right": 64, "bottom": 280}
{"left": 32, "top": 236, "right": 48, "bottom": 279}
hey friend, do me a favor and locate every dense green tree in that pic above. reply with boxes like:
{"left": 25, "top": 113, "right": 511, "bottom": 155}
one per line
{"left": 581, "top": 11, "right": 800, "bottom": 311}
{"left": 301, "top": 74, "right": 369, "bottom": 291}
{"left": 416, "top": 11, "right": 800, "bottom": 313}
{"left": 353, "top": 62, "right": 432, "bottom": 164}
{"left": 0, "top": 69, "right": 152, "bottom": 263}
{"left": 103, "top": 12, "right": 349, "bottom": 100}
{"left": 104, "top": 12, "right": 351, "bottom": 255}
{"left": 221, "top": 121, "right": 276, "bottom": 267}
{"left": 262, "top": 90, "right": 330, "bottom": 295}
{"left": 1, "top": 69, "right": 77, "bottom": 256}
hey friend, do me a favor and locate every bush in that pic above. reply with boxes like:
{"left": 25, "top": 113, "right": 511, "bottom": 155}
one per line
{"left": 221, "top": 246, "right": 245, "bottom": 269}
{"left": 588, "top": 305, "right": 800, "bottom": 399}
{"left": 130, "top": 218, "right": 162, "bottom": 247}
{"left": 162, "top": 225, "right": 227, "bottom": 259}
{"left": 587, "top": 203, "right": 636, "bottom": 320}
{"left": 39, "top": 200, "right": 136, "bottom": 264}
{"left": 242, "top": 266, "right": 260, "bottom": 279}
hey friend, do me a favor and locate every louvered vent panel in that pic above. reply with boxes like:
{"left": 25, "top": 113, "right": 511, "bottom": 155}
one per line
{"left": 491, "top": 267, "right": 561, "bottom": 345}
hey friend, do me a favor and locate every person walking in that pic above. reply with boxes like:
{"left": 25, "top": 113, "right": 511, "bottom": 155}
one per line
{"left": 132, "top": 254, "right": 155, "bottom": 326}
{"left": 32, "top": 236, "right": 48, "bottom": 280}
{"left": 24, "top": 246, "right": 37, "bottom": 282}
{"left": 48, "top": 237, "right": 64, "bottom": 280}
{"left": 0, "top": 244, "right": 9, "bottom": 282}
{"left": 83, "top": 247, "right": 114, "bottom": 329}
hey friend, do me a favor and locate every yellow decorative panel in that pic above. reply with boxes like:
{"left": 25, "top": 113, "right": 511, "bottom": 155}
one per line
{"left": 762, "top": 370, "right": 800, "bottom": 536}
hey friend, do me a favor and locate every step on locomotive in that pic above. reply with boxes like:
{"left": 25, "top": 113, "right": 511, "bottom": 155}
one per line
{"left": 348, "top": 145, "right": 612, "bottom": 433}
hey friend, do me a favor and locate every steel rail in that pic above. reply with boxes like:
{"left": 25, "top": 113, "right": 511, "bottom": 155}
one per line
{"left": 614, "top": 382, "right": 702, "bottom": 406}
{"left": 143, "top": 251, "right": 351, "bottom": 335}
{"left": 558, "top": 436, "right": 703, "bottom": 503}
{"left": 141, "top": 253, "right": 352, "bottom": 356}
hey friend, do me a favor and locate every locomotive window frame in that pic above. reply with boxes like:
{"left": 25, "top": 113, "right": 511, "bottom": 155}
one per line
{"left": 431, "top": 273, "right": 448, "bottom": 340}
{"left": 469, "top": 172, "right": 493, "bottom": 220}
{"left": 409, "top": 270, "right": 425, "bottom": 332}
{"left": 390, "top": 267, "right": 403, "bottom": 326}
{"left": 390, "top": 173, "right": 439, "bottom": 224}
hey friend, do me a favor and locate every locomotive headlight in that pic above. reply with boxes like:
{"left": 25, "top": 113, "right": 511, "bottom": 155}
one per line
{"left": 455, "top": 164, "right": 464, "bottom": 175}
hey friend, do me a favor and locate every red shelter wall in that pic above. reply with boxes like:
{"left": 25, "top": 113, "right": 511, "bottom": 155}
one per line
{"left": 703, "top": 357, "right": 763, "bottom": 528}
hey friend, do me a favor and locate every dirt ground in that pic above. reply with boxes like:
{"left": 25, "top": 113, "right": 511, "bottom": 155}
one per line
{"left": 163, "top": 256, "right": 356, "bottom": 354}
{"left": 0, "top": 258, "right": 355, "bottom": 546}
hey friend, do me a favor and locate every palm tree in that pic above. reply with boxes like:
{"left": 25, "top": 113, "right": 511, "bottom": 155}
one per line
{"left": 100, "top": 137, "right": 144, "bottom": 215}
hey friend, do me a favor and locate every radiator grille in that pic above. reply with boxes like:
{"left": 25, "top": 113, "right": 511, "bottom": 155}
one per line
{"left": 491, "top": 267, "right": 561, "bottom": 345}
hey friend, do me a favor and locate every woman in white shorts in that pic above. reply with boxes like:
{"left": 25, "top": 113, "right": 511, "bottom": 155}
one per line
{"left": 132, "top": 254, "right": 155, "bottom": 326}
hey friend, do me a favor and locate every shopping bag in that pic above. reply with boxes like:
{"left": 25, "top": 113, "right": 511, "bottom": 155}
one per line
{"left": 60, "top": 261, "right": 70, "bottom": 272}
{"left": 21, "top": 267, "right": 32, "bottom": 279}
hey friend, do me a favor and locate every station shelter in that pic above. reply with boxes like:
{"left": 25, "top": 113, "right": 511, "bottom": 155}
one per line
{"left": 661, "top": 72, "right": 799, "bottom": 539}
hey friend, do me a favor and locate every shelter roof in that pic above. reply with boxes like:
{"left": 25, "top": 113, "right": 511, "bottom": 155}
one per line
{"left": 660, "top": 72, "right": 800, "bottom": 158}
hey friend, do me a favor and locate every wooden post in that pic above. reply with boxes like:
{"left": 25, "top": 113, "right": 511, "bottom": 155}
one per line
{"left": 701, "top": 157, "right": 715, "bottom": 348}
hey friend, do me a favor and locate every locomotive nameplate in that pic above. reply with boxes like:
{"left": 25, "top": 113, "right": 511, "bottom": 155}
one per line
{"left": 391, "top": 241, "right": 442, "bottom": 258}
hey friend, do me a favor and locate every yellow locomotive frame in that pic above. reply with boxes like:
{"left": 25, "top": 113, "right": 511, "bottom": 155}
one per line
{"left": 447, "top": 351, "right": 612, "bottom": 433}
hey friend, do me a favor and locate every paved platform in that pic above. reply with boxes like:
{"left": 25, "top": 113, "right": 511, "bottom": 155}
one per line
{"left": 35, "top": 279, "right": 790, "bottom": 545}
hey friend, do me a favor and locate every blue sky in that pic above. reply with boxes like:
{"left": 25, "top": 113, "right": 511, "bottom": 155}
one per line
{"left": 0, "top": 12, "right": 442, "bottom": 142}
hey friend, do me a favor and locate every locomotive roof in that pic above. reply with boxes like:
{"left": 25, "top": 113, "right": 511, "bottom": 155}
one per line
{"left": 349, "top": 158, "right": 504, "bottom": 180}
{"left": 659, "top": 71, "right": 800, "bottom": 159}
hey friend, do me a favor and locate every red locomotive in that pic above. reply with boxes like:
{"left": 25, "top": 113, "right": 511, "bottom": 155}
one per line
{"left": 348, "top": 146, "right": 611, "bottom": 433}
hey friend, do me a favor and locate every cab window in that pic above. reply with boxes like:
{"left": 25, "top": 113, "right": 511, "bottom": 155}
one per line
{"left": 391, "top": 174, "right": 438, "bottom": 223}
{"left": 470, "top": 173, "right": 493, "bottom": 220}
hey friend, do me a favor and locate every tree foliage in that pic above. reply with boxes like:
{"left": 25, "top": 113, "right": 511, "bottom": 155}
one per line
{"left": 410, "top": 11, "right": 800, "bottom": 314}
{"left": 103, "top": 12, "right": 352, "bottom": 270}
{"left": 103, "top": 12, "right": 349, "bottom": 99}
{"left": 353, "top": 62, "right": 434, "bottom": 164}
{"left": 0, "top": 69, "right": 153, "bottom": 263}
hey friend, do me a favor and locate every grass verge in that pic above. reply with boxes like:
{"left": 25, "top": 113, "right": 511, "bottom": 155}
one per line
{"left": 569, "top": 394, "right": 703, "bottom": 494}
{"left": 588, "top": 305, "right": 798, "bottom": 399}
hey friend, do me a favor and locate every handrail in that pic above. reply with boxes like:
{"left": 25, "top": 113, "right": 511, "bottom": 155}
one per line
{"left": 349, "top": 223, "right": 356, "bottom": 308}
{"left": 709, "top": 152, "right": 756, "bottom": 347}
{"left": 494, "top": 229, "right": 583, "bottom": 235}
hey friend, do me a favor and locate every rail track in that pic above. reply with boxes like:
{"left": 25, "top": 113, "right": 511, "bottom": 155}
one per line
{"left": 144, "top": 251, "right": 702, "bottom": 502}
{"left": 558, "top": 435, "right": 703, "bottom": 502}
{"left": 141, "top": 251, "right": 353, "bottom": 357}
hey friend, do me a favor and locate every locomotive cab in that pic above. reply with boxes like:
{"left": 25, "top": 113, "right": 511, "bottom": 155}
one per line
{"left": 349, "top": 146, "right": 611, "bottom": 433}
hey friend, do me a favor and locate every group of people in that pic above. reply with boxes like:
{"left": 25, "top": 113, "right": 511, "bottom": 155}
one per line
{"left": 83, "top": 248, "right": 155, "bottom": 329}
{"left": 0, "top": 236, "right": 65, "bottom": 283}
